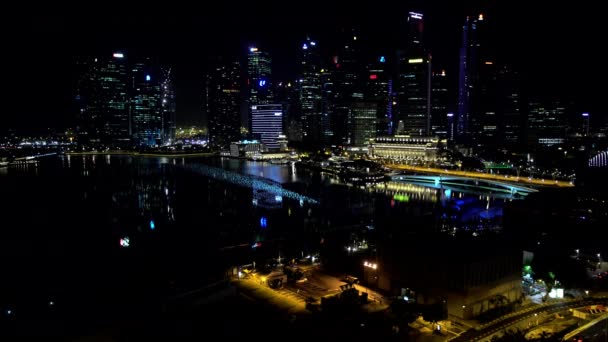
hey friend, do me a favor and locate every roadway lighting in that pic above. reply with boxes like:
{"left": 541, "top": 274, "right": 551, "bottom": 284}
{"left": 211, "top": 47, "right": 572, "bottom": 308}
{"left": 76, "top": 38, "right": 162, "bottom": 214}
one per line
{"left": 462, "top": 305, "right": 466, "bottom": 309}
{"left": 585, "top": 290, "right": 589, "bottom": 295}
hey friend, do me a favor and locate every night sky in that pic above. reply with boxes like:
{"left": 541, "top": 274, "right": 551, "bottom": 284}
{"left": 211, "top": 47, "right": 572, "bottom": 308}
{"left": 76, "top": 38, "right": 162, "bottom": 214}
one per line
{"left": 2, "top": 0, "right": 604, "bottom": 133}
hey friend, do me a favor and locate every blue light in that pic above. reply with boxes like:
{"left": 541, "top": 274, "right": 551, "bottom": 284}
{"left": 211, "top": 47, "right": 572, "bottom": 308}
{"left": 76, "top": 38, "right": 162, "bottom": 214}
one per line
{"left": 259, "top": 79, "right": 266, "bottom": 87}
{"left": 149, "top": 220, "right": 155, "bottom": 230}
{"left": 146, "top": 75, "right": 151, "bottom": 81}
{"left": 379, "top": 56, "right": 386, "bottom": 63}
{"left": 260, "top": 216, "right": 267, "bottom": 228}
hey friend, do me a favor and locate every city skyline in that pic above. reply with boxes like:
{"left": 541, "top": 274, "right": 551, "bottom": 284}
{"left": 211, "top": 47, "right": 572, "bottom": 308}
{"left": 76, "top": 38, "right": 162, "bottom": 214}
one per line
{"left": 3, "top": 1, "right": 605, "bottom": 133}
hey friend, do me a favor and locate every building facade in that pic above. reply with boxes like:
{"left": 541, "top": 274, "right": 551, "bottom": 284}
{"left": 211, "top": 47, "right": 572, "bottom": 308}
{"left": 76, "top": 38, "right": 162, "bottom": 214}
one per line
{"left": 130, "top": 59, "right": 162, "bottom": 146}
{"left": 206, "top": 58, "right": 242, "bottom": 149}
{"left": 349, "top": 102, "right": 378, "bottom": 147}
{"left": 75, "top": 52, "right": 168, "bottom": 147}
{"left": 396, "top": 12, "right": 431, "bottom": 136}
{"left": 369, "top": 135, "right": 439, "bottom": 162}
{"left": 251, "top": 104, "right": 283, "bottom": 150}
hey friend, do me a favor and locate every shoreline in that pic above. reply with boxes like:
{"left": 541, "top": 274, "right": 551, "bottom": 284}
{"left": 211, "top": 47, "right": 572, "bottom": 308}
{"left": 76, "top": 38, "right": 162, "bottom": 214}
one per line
{"left": 65, "top": 151, "right": 217, "bottom": 158}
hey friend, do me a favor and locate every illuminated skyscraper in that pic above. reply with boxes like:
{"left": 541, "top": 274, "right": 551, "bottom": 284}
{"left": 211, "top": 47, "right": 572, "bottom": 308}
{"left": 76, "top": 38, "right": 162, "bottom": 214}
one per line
{"left": 251, "top": 104, "right": 283, "bottom": 150}
{"left": 396, "top": 12, "right": 431, "bottom": 136}
{"left": 330, "top": 29, "right": 363, "bottom": 146}
{"left": 299, "top": 38, "right": 324, "bottom": 145}
{"left": 75, "top": 52, "right": 169, "bottom": 147}
{"left": 76, "top": 53, "right": 130, "bottom": 146}
{"left": 161, "top": 68, "right": 176, "bottom": 145}
{"left": 247, "top": 46, "right": 273, "bottom": 106}
{"left": 206, "top": 58, "right": 242, "bottom": 149}
{"left": 349, "top": 102, "right": 377, "bottom": 147}
{"left": 457, "top": 13, "right": 493, "bottom": 144}
{"left": 366, "top": 56, "right": 392, "bottom": 137}
{"left": 431, "top": 70, "right": 449, "bottom": 138}
{"left": 130, "top": 58, "right": 162, "bottom": 146}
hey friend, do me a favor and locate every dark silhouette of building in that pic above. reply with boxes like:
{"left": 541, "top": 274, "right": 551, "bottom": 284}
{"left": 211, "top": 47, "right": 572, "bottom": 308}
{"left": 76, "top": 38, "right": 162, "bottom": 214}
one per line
{"left": 206, "top": 58, "right": 242, "bottom": 149}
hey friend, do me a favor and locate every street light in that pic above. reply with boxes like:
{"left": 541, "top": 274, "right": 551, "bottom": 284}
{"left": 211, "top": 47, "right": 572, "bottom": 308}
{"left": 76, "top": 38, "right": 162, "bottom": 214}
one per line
{"left": 585, "top": 290, "right": 589, "bottom": 296}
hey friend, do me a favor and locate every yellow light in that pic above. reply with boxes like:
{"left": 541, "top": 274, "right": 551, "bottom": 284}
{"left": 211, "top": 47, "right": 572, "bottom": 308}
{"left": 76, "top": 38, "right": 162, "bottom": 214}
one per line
{"left": 479, "top": 13, "right": 484, "bottom": 21}
{"left": 261, "top": 277, "right": 266, "bottom": 282}
{"left": 485, "top": 61, "right": 493, "bottom": 65}
{"left": 320, "top": 69, "right": 325, "bottom": 73}
{"left": 408, "top": 58, "right": 423, "bottom": 64}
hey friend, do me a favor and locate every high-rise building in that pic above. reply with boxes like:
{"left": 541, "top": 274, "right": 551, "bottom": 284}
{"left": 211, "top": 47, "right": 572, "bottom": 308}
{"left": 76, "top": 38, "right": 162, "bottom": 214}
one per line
{"left": 130, "top": 59, "right": 162, "bottom": 146}
{"left": 206, "top": 58, "right": 242, "bottom": 149}
{"left": 431, "top": 69, "right": 449, "bottom": 138}
{"left": 275, "top": 80, "right": 302, "bottom": 143}
{"left": 366, "top": 56, "right": 393, "bottom": 137}
{"left": 527, "top": 99, "right": 567, "bottom": 146}
{"left": 396, "top": 12, "right": 431, "bottom": 136}
{"left": 397, "top": 56, "right": 432, "bottom": 136}
{"left": 299, "top": 38, "right": 324, "bottom": 146}
{"left": 76, "top": 53, "right": 130, "bottom": 146}
{"left": 251, "top": 104, "right": 283, "bottom": 150}
{"left": 582, "top": 112, "right": 590, "bottom": 137}
{"left": 349, "top": 102, "right": 377, "bottom": 147}
{"left": 330, "top": 29, "right": 363, "bottom": 146}
{"left": 247, "top": 46, "right": 273, "bottom": 106}
{"left": 498, "top": 66, "right": 522, "bottom": 147}
{"left": 75, "top": 52, "right": 172, "bottom": 147}
{"left": 457, "top": 13, "right": 493, "bottom": 144}
{"left": 161, "top": 68, "right": 176, "bottom": 145}
{"left": 447, "top": 113, "right": 456, "bottom": 142}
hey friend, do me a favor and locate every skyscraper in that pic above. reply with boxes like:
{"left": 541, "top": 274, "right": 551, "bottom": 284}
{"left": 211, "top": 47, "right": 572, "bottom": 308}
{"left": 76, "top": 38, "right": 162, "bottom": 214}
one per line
{"left": 206, "top": 58, "right": 242, "bottom": 149}
{"left": 299, "top": 38, "right": 324, "bottom": 146}
{"left": 247, "top": 46, "right": 273, "bottom": 106}
{"left": 130, "top": 58, "right": 162, "bottom": 146}
{"left": 366, "top": 56, "right": 393, "bottom": 137}
{"left": 498, "top": 66, "right": 522, "bottom": 147}
{"left": 396, "top": 12, "right": 431, "bottom": 136}
{"left": 349, "top": 102, "right": 377, "bottom": 147}
{"left": 75, "top": 52, "right": 170, "bottom": 147}
{"left": 76, "top": 53, "right": 130, "bottom": 146}
{"left": 457, "top": 13, "right": 493, "bottom": 144}
{"left": 431, "top": 69, "right": 449, "bottom": 138}
{"left": 330, "top": 29, "right": 363, "bottom": 146}
{"left": 161, "top": 68, "right": 176, "bottom": 145}
{"left": 251, "top": 104, "right": 283, "bottom": 150}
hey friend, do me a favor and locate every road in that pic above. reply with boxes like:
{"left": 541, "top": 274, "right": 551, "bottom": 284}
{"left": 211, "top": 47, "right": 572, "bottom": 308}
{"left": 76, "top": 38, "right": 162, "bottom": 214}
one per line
{"left": 450, "top": 298, "right": 608, "bottom": 341}
{"left": 386, "top": 164, "right": 573, "bottom": 188}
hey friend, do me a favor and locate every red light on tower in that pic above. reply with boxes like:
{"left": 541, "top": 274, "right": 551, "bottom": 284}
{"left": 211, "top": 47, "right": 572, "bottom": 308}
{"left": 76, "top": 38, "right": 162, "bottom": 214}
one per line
{"left": 369, "top": 74, "right": 377, "bottom": 80}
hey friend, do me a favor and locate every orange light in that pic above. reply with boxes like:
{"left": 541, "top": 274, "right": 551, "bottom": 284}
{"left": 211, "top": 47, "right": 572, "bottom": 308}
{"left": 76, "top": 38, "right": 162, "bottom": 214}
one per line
{"left": 485, "top": 61, "right": 493, "bottom": 65}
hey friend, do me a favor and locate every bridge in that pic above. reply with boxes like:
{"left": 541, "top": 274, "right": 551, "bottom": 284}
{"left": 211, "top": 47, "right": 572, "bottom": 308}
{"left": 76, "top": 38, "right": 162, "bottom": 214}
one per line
{"left": 181, "top": 163, "right": 319, "bottom": 205}
{"left": 386, "top": 164, "right": 574, "bottom": 188}
{"left": 589, "top": 150, "right": 608, "bottom": 168}
{"left": 391, "top": 174, "right": 539, "bottom": 197}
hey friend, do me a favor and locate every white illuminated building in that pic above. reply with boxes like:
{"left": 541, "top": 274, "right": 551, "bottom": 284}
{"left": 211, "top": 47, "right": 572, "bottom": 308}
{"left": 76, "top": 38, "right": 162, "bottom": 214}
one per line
{"left": 251, "top": 104, "right": 283, "bottom": 150}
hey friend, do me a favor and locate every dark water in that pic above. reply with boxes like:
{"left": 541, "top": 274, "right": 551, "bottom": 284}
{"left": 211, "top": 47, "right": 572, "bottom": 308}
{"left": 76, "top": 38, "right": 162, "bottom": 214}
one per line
{"left": 0, "top": 155, "right": 514, "bottom": 337}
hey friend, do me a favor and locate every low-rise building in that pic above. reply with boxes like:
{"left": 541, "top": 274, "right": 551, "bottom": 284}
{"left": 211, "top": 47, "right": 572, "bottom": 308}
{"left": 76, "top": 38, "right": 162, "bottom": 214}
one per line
{"left": 369, "top": 135, "right": 441, "bottom": 162}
